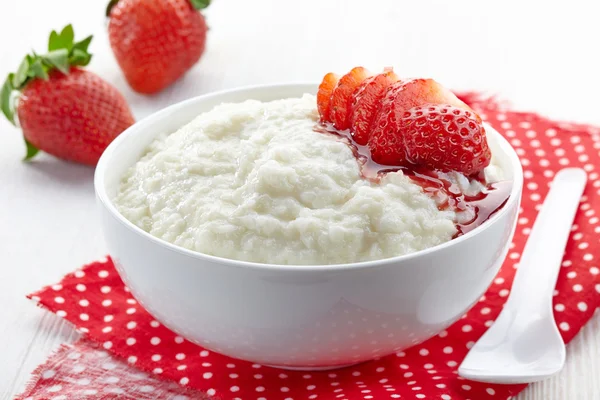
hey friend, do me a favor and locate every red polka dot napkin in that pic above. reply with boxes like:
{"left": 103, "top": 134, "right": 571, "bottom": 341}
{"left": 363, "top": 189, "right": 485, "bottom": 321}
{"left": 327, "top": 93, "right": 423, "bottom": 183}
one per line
{"left": 18, "top": 96, "right": 600, "bottom": 400}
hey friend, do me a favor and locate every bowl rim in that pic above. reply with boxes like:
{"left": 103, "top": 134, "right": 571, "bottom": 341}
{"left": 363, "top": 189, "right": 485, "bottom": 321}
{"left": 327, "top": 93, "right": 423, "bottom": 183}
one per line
{"left": 95, "top": 82, "right": 524, "bottom": 272}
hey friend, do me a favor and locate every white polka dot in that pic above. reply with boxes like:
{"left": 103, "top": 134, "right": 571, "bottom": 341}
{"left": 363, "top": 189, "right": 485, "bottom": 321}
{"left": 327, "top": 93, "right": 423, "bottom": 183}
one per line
{"left": 416, "top": 395, "right": 426, "bottom": 399}
{"left": 207, "top": 389, "right": 216, "bottom": 396}
{"left": 281, "top": 387, "right": 290, "bottom": 392}
{"left": 42, "top": 370, "right": 56, "bottom": 379}
{"left": 590, "top": 267, "right": 599, "bottom": 275}
{"left": 559, "top": 322, "right": 570, "bottom": 331}
{"left": 180, "top": 377, "right": 189, "bottom": 385}
{"left": 78, "top": 299, "right": 89, "bottom": 307}
{"left": 443, "top": 346, "right": 453, "bottom": 354}
{"left": 47, "top": 385, "right": 62, "bottom": 392}
{"left": 74, "top": 270, "right": 85, "bottom": 278}
{"left": 102, "top": 326, "right": 112, "bottom": 333}
{"left": 153, "top": 368, "right": 163, "bottom": 374}
{"left": 126, "top": 307, "right": 136, "bottom": 314}
{"left": 578, "top": 302, "right": 588, "bottom": 312}
{"left": 584, "top": 254, "right": 594, "bottom": 261}
{"left": 567, "top": 271, "right": 577, "bottom": 278}
{"left": 151, "top": 354, "right": 161, "bottom": 361}
{"left": 101, "top": 286, "right": 111, "bottom": 294}
{"left": 230, "top": 386, "right": 240, "bottom": 392}
{"left": 204, "top": 372, "right": 213, "bottom": 379}
{"left": 256, "top": 386, "right": 265, "bottom": 392}
{"left": 102, "top": 362, "right": 116, "bottom": 370}
{"left": 127, "top": 356, "right": 137, "bottom": 364}
{"left": 447, "top": 360, "right": 458, "bottom": 367}
{"left": 419, "top": 348, "right": 429, "bottom": 356}
{"left": 79, "top": 313, "right": 89, "bottom": 321}
{"left": 126, "top": 337, "right": 136, "bottom": 345}
{"left": 52, "top": 284, "right": 63, "bottom": 291}
{"left": 102, "top": 299, "right": 112, "bottom": 307}
{"left": 499, "top": 289, "right": 510, "bottom": 297}
{"left": 424, "top": 363, "right": 433, "bottom": 369}
{"left": 175, "top": 336, "right": 185, "bottom": 343}
{"left": 76, "top": 378, "right": 91, "bottom": 385}
{"left": 442, "top": 395, "right": 451, "bottom": 400}
{"left": 462, "top": 324, "right": 472, "bottom": 332}
{"left": 102, "top": 341, "right": 112, "bottom": 349}
{"left": 573, "top": 284, "right": 583, "bottom": 292}
{"left": 82, "top": 389, "right": 97, "bottom": 395}
{"left": 139, "top": 385, "right": 154, "bottom": 393}
{"left": 54, "top": 297, "right": 64, "bottom": 304}
{"left": 127, "top": 321, "right": 137, "bottom": 329}
{"left": 555, "top": 304, "right": 565, "bottom": 312}
{"left": 200, "top": 350, "right": 210, "bottom": 357}
{"left": 462, "top": 384, "right": 471, "bottom": 391}
{"left": 76, "top": 284, "right": 86, "bottom": 292}
{"left": 150, "top": 337, "right": 161, "bottom": 345}
{"left": 104, "top": 376, "right": 119, "bottom": 384}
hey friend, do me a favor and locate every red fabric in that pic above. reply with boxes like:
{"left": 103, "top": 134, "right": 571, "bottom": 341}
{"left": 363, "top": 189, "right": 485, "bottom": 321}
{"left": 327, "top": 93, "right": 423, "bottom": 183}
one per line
{"left": 19, "top": 98, "right": 600, "bottom": 400}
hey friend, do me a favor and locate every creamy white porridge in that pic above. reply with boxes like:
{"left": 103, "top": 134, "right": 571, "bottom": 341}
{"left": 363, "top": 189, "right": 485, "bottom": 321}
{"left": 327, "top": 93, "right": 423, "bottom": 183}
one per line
{"left": 114, "top": 94, "right": 503, "bottom": 265}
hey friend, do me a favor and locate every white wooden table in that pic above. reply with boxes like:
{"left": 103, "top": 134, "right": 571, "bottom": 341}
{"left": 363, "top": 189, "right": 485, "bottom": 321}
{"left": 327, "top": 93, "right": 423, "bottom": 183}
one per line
{"left": 1, "top": 0, "right": 599, "bottom": 398}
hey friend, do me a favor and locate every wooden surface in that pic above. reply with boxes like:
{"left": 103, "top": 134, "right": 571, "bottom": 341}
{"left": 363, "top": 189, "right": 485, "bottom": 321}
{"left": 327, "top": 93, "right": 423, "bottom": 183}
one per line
{"left": 1, "top": 0, "right": 599, "bottom": 398}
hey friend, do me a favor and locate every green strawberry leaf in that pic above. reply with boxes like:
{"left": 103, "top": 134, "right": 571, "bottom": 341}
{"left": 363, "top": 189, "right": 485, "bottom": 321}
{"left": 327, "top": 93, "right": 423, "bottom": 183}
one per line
{"left": 29, "top": 58, "right": 49, "bottom": 80}
{"left": 190, "top": 0, "right": 210, "bottom": 9}
{"left": 106, "top": 0, "right": 120, "bottom": 16}
{"left": 12, "top": 57, "right": 30, "bottom": 88}
{"left": 73, "top": 35, "right": 93, "bottom": 53}
{"left": 70, "top": 48, "right": 92, "bottom": 67}
{"left": 23, "top": 138, "right": 40, "bottom": 161}
{"left": 48, "top": 24, "right": 75, "bottom": 52}
{"left": 43, "top": 49, "right": 70, "bottom": 74}
{"left": 1, "top": 74, "right": 16, "bottom": 125}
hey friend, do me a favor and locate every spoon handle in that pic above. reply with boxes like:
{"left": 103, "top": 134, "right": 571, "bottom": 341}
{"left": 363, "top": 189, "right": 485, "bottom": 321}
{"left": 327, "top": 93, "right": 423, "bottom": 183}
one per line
{"left": 505, "top": 168, "right": 587, "bottom": 312}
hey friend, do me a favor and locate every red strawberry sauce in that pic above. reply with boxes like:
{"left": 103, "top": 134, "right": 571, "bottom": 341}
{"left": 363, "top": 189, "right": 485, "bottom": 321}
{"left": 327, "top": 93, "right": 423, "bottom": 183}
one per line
{"left": 315, "top": 123, "right": 511, "bottom": 238}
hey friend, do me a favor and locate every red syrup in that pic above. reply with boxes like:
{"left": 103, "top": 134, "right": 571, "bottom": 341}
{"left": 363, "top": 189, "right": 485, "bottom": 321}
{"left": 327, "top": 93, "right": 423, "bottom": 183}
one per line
{"left": 314, "top": 123, "right": 512, "bottom": 238}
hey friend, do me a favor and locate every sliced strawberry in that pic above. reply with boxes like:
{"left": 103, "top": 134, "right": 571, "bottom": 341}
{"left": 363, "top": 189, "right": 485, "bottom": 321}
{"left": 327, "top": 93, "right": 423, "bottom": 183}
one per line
{"left": 329, "top": 67, "right": 371, "bottom": 130}
{"left": 401, "top": 105, "right": 490, "bottom": 175}
{"left": 388, "top": 78, "right": 468, "bottom": 116}
{"left": 369, "top": 79, "right": 474, "bottom": 166}
{"left": 349, "top": 68, "right": 399, "bottom": 145}
{"left": 316, "top": 72, "right": 339, "bottom": 122}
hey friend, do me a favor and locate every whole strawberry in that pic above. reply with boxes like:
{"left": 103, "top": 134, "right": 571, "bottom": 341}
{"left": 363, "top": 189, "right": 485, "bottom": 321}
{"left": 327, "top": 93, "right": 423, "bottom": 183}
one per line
{"left": 0, "top": 25, "right": 135, "bottom": 165}
{"left": 107, "top": 0, "right": 210, "bottom": 94}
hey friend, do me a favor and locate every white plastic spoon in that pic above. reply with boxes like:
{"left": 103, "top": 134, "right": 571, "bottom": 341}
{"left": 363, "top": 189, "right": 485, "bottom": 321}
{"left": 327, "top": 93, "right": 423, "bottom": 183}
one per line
{"left": 459, "top": 167, "right": 587, "bottom": 384}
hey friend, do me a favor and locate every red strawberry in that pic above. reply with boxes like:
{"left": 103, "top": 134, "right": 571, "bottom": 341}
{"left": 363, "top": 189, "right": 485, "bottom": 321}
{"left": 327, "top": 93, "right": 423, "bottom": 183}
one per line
{"left": 0, "top": 25, "right": 135, "bottom": 165}
{"left": 349, "top": 68, "right": 399, "bottom": 145}
{"left": 316, "top": 72, "right": 339, "bottom": 122}
{"left": 107, "top": 0, "right": 209, "bottom": 94}
{"left": 329, "top": 67, "right": 371, "bottom": 130}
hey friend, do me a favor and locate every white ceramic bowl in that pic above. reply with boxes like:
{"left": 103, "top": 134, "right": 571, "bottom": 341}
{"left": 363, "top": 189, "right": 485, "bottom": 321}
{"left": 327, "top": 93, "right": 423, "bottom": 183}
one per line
{"left": 95, "top": 83, "right": 523, "bottom": 370}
